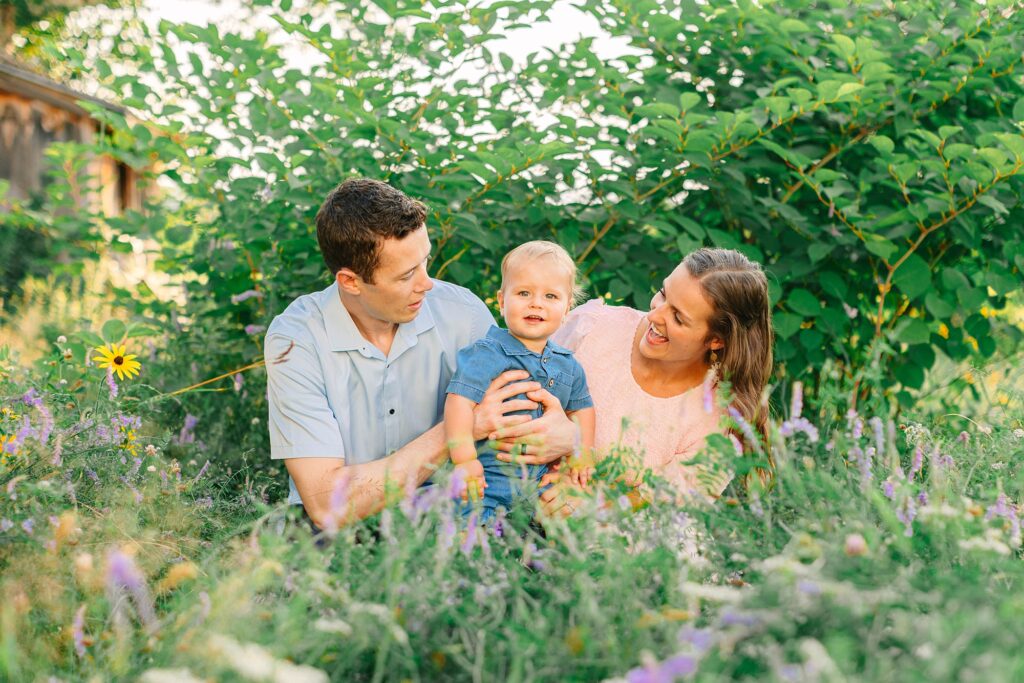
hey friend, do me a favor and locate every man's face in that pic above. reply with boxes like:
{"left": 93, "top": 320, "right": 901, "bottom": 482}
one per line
{"left": 348, "top": 226, "right": 434, "bottom": 325}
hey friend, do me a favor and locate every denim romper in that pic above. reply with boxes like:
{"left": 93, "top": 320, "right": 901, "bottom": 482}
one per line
{"left": 446, "top": 326, "right": 593, "bottom": 521}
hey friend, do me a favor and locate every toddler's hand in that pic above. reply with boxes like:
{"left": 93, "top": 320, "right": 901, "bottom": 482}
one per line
{"left": 567, "top": 450, "right": 594, "bottom": 489}
{"left": 456, "top": 458, "right": 486, "bottom": 503}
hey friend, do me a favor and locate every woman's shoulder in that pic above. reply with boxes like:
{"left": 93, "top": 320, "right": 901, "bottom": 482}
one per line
{"left": 553, "top": 299, "right": 644, "bottom": 351}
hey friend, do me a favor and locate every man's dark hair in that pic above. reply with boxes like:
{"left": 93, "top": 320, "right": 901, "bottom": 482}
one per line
{"left": 315, "top": 178, "right": 428, "bottom": 282}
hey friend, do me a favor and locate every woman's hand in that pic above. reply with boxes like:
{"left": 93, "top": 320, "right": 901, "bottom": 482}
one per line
{"left": 491, "top": 389, "right": 577, "bottom": 466}
{"left": 537, "top": 470, "right": 586, "bottom": 518}
{"left": 471, "top": 370, "right": 541, "bottom": 441}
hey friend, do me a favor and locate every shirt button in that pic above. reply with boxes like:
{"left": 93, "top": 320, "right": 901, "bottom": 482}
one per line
{"left": 389, "top": 409, "right": 396, "bottom": 415}
{"left": 542, "top": 357, "right": 548, "bottom": 363}
{"left": 547, "top": 379, "right": 554, "bottom": 387}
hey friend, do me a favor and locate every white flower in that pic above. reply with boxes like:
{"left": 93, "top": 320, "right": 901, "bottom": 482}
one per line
{"left": 145, "top": 444, "right": 159, "bottom": 458}
{"left": 1013, "top": 428, "right": 1024, "bottom": 440}
{"left": 56, "top": 335, "right": 67, "bottom": 344}
{"left": 139, "top": 669, "right": 206, "bottom": 683}
{"left": 206, "top": 634, "right": 328, "bottom": 683}
{"left": 313, "top": 617, "right": 353, "bottom": 635}
{"left": 251, "top": 416, "right": 261, "bottom": 425}
{"left": 146, "top": 465, "right": 157, "bottom": 472}
{"left": 991, "top": 462, "right": 1006, "bottom": 471}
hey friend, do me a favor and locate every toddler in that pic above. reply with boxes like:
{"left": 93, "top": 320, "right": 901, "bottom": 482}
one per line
{"left": 444, "top": 241, "right": 595, "bottom": 521}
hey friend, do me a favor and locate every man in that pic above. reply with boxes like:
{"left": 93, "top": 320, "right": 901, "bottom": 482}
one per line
{"left": 265, "top": 178, "right": 576, "bottom": 529}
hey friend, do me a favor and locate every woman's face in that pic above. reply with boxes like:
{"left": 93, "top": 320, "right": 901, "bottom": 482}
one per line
{"left": 639, "top": 265, "right": 723, "bottom": 364}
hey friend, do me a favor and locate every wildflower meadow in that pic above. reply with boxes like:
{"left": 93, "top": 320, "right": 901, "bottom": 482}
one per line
{"left": 2, "top": 1, "right": 1024, "bottom": 681}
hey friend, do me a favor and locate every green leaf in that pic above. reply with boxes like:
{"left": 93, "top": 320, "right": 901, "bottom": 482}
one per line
{"left": 924, "top": 292, "right": 955, "bottom": 318}
{"left": 787, "top": 288, "right": 821, "bottom": 316}
{"left": 869, "top": 135, "right": 894, "bottom": 155}
{"left": 894, "top": 318, "right": 930, "bottom": 345}
{"left": 636, "top": 102, "right": 679, "bottom": 119}
{"left": 938, "top": 125, "right": 962, "bottom": 140}
{"left": 76, "top": 330, "right": 106, "bottom": 349}
{"left": 864, "top": 235, "right": 897, "bottom": 262}
{"left": 836, "top": 82, "right": 863, "bottom": 99}
{"left": 101, "top": 319, "right": 127, "bottom": 343}
{"left": 774, "top": 312, "right": 802, "bottom": 340}
{"left": 819, "top": 272, "right": 848, "bottom": 300}
{"left": 832, "top": 34, "right": 856, "bottom": 57}
{"left": 893, "top": 161, "right": 918, "bottom": 185}
{"left": 894, "top": 361, "right": 926, "bottom": 389}
{"left": 1013, "top": 96, "right": 1024, "bottom": 122}
{"left": 808, "top": 242, "right": 834, "bottom": 263}
{"left": 891, "top": 253, "right": 932, "bottom": 301}
{"left": 678, "top": 92, "right": 701, "bottom": 112}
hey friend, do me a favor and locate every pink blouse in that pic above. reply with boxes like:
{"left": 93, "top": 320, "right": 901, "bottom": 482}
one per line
{"left": 553, "top": 299, "right": 729, "bottom": 498}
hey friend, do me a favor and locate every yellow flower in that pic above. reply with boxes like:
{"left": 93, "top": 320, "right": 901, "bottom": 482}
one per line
{"left": 92, "top": 343, "right": 141, "bottom": 380}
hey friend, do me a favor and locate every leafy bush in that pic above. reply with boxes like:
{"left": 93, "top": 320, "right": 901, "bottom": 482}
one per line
{"left": 13, "top": 0, "right": 1021, "bottom": 416}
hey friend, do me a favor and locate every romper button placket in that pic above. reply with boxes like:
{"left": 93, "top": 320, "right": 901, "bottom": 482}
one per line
{"left": 547, "top": 379, "right": 555, "bottom": 387}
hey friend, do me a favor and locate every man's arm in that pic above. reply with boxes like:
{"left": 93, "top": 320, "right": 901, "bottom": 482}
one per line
{"left": 287, "top": 422, "right": 448, "bottom": 529}
{"left": 291, "top": 370, "right": 546, "bottom": 529}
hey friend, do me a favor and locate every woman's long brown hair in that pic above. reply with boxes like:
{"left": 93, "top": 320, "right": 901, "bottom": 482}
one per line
{"left": 683, "top": 248, "right": 774, "bottom": 477}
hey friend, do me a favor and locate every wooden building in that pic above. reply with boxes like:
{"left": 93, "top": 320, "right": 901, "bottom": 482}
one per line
{"left": 0, "top": 56, "right": 145, "bottom": 215}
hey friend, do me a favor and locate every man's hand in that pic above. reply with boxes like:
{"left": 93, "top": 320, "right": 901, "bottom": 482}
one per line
{"left": 472, "top": 370, "right": 542, "bottom": 441}
{"left": 491, "top": 389, "right": 576, "bottom": 466}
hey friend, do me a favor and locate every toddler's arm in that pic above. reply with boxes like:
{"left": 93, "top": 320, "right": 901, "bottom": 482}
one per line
{"left": 565, "top": 406, "right": 596, "bottom": 488}
{"left": 444, "top": 393, "right": 486, "bottom": 502}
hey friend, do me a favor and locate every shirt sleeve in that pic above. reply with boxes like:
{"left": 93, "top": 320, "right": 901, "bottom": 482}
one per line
{"left": 551, "top": 299, "right": 605, "bottom": 352}
{"left": 265, "top": 333, "right": 346, "bottom": 461}
{"left": 446, "top": 341, "right": 506, "bottom": 404}
{"left": 564, "top": 359, "right": 594, "bottom": 412}
{"left": 467, "top": 295, "right": 497, "bottom": 343}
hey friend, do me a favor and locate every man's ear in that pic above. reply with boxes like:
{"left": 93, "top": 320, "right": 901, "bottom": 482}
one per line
{"left": 336, "top": 268, "right": 362, "bottom": 295}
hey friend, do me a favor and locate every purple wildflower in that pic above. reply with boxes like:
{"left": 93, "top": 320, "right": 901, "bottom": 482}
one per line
{"left": 446, "top": 467, "right": 468, "bottom": 501}
{"left": 702, "top": 369, "right": 715, "bottom": 414}
{"left": 779, "top": 417, "right": 819, "bottom": 443}
{"left": 790, "top": 381, "right": 803, "bottom": 419}
{"left": 883, "top": 480, "right": 896, "bottom": 500}
{"left": 85, "top": 468, "right": 100, "bottom": 483}
{"left": 986, "top": 493, "right": 1009, "bottom": 521}
{"left": 957, "top": 430, "right": 970, "bottom": 444}
{"left": 869, "top": 417, "right": 885, "bottom": 458}
{"left": 719, "top": 610, "right": 760, "bottom": 627}
{"left": 193, "top": 460, "right": 210, "bottom": 482}
{"left": 160, "top": 470, "right": 168, "bottom": 487}
{"left": 244, "top": 324, "right": 266, "bottom": 335}
{"left": 105, "top": 368, "right": 118, "bottom": 399}
{"left": 195, "top": 497, "right": 213, "bottom": 510}
{"left": 625, "top": 654, "right": 697, "bottom": 683}
{"left": 727, "top": 406, "right": 760, "bottom": 451}
{"left": 105, "top": 548, "right": 156, "bottom": 629}
{"left": 678, "top": 627, "right": 715, "bottom": 654}
{"left": 909, "top": 446, "right": 923, "bottom": 481}
{"left": 119, "top": 476, "right": 143, "bottom": 504}
{"left": 130, "top": 457, "right": 142, "bottom": 478}
{"left": 796, "top": 580, "right": 821, "bottom": 595}
{"left": 232, "top": 373, "right": 244, "bottom": 392}
{"left": 175, "top": 414, "right": 197, "bottom": 445}
{"left": 461, "top": 512, "right": 480, "bottom": 555}
{"left": 917, "top": 491, "right": 928, "bottom": 506}
{"left": 72, "top": 604, "right": 87, "bottom": 658}
{"left": 895, "top": 496, "right": 917, "bottom": 537}
{"left": 322, "top": 474, "right": 351, "bottom": 534}
{"left": 230, "top": 289, "right": 263, "bottom": 304}
{"left": 0, "top": 519, "right": 12, "bottom": 532}
{"left": 51, "top": 433, "right": 63, "bottom": 467}
{"left": 851, "top": 417, "right": 863, "bottom": 440}
{"left": 21, "top": 518, "right": 34, "bottom": 534}
{"left": 439, "top": 516, "right": 457, "bottom": 555}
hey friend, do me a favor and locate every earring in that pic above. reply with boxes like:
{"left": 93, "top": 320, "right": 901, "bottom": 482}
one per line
{"left": 710, "top": 349, "right": 722, "bottom": 381}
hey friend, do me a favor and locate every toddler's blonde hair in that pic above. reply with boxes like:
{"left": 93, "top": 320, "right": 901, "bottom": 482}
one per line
{"left": 500, "top": 240, "right": 584, "bottom": 305}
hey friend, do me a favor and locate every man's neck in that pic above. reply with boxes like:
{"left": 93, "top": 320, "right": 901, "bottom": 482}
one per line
{"left": 339, "top": 290, "right": 399, "bottom": 356}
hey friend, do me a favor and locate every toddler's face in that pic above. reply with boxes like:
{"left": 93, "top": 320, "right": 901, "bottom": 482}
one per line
{"left": 498, "top": 260, "right": 573, "bottom": 345}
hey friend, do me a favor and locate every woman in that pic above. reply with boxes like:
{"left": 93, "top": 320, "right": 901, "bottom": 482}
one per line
{"left": 493, "top": 248, "right": 774, "bottom": 513}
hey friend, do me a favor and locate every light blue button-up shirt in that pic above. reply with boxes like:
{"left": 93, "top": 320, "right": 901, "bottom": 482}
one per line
{"left": 265, "top": 279, "right": 495, "bottom": 504}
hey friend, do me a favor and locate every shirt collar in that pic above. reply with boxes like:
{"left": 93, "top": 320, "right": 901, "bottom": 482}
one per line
{"left": 322, "top": 282, "right": 438, "bottom": 353}
{"left": 486, "top": 326, "right": 572, "bottom": 356}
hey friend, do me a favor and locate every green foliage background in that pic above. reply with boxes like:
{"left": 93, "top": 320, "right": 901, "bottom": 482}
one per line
{"left": 4, "top": 0, "right": 1023, "bottom": 463}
